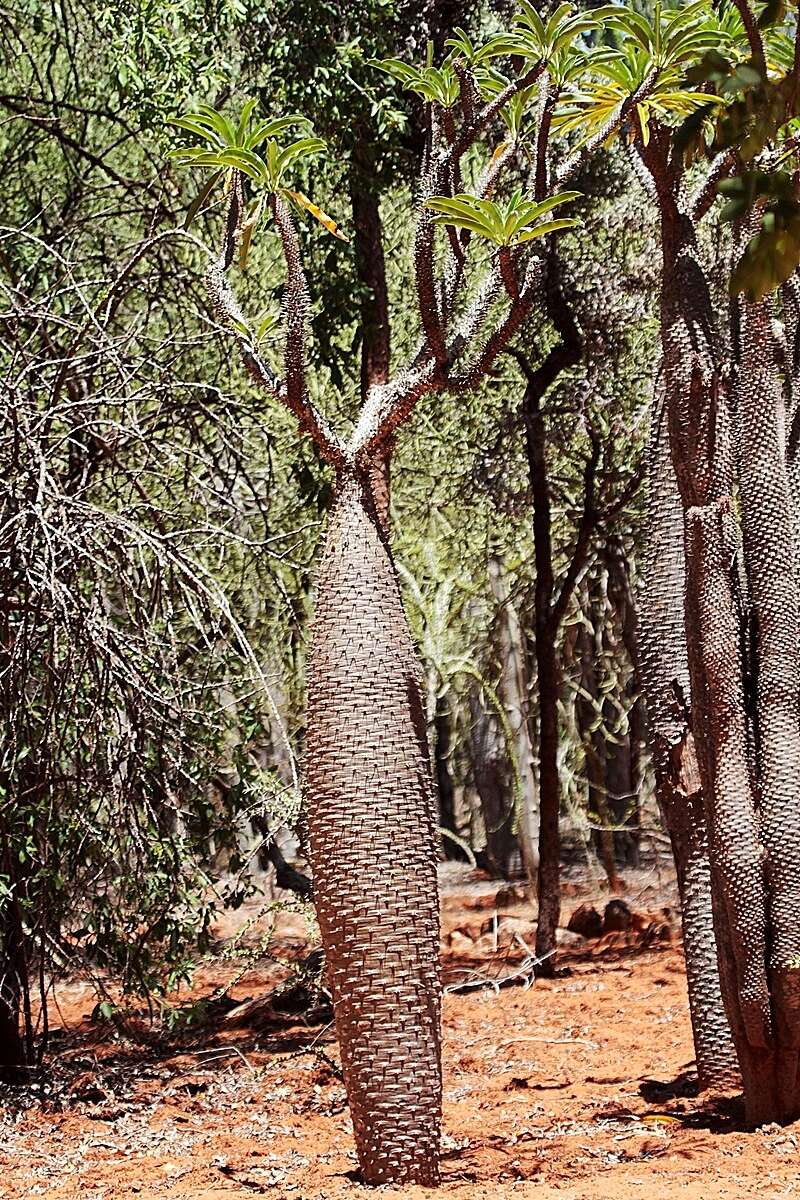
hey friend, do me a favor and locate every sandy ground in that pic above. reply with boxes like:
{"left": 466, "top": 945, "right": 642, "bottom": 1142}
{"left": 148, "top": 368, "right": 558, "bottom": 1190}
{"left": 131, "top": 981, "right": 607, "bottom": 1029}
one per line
{"left": 0, "top": 866, "right": 796, "bottom": 1200}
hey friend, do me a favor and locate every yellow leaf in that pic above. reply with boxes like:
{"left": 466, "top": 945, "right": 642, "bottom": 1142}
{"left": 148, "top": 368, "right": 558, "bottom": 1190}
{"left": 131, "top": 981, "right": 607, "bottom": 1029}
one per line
{"left": 641, "top": 1114, "right": 682, "bottom": 1126}
{"left": 239, "top": 216, "right": 257, "bottom": 270}
{"left": 638, "top": 103, "right": 651, "bottom": 147}
{"left": 285, "top": 189, "right": 349, "bottom": 241}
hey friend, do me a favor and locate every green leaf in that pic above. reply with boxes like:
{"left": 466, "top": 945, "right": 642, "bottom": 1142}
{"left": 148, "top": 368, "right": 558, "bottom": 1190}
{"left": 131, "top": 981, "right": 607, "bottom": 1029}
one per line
{"left": 217, "top": 148, "right": 268, "bottom": 181}
{"left": 517, "top": 216, "right": 579, "bottom": 241}
{"left": 246, "top": 115, "right": 308, "bottom": 150}
{"left": 170, "top": 115, "right": 223, "bottom": 145}
{"left": 195, "top": 103, "right": 236, "bottom": 143}
{"left": 275, "top": 136, "right": 326, "bottom": 174}
{"left": 235, "top": 97, "right": 258, "bottom": 145}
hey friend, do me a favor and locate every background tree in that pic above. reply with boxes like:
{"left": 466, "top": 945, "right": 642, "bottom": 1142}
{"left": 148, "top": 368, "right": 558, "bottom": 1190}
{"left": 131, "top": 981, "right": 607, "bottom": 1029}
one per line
{"left": 566, "top": 0, "right": 800, "bottom": 1119}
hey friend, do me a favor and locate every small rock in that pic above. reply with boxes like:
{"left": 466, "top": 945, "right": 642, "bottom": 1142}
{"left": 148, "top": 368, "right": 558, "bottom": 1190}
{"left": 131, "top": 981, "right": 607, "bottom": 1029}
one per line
{"left": 495, "top": 884, "right": 528, "bottom": 908}
{"left": 556, "top": 928, "right": 586, "bottom": 947}
{"left": 567, "top": 903, "right": 603, "bottom": 939}
{"left": 603, "top": 899, "right": 633, "bottom": 933}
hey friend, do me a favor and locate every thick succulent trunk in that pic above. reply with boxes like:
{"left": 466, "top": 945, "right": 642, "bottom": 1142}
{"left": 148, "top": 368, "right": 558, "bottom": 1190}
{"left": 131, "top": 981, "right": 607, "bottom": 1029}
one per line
{"left": 736, "top": 291, "right": 800, "bottom": 1116}
{"left": 305, "top": 469, "right": 442, "bottom": 1185}
{"left": 638, "top": 397, "right": 739, "bottom": 1090}
{"left": 780, "top": 274, "right": 800, "bottom": 568}
{"left": 659, "top": 208, "right": 773, "bottom": 1120}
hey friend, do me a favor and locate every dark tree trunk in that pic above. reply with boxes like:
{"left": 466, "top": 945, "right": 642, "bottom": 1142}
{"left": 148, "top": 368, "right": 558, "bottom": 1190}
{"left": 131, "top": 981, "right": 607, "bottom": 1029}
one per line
{"left": 350, "top": 145, "right": 394, "bottom": 536}
{"left": 349, "top": 154, "right": 390, "bottom": 402}
{"left": 574, "top": 604, "right": 620, "bottom": 890}
{"left": 305, "top": 469, "right": 442, "bottom": 1185}
{"left": 514, "top": 248, "right": 586, "bottom": 974}
{"left": 522, "top": 388, "right": 561, "bottom": 975}
{"left": 605, "top": 543, "right": 645, "bottom": 869}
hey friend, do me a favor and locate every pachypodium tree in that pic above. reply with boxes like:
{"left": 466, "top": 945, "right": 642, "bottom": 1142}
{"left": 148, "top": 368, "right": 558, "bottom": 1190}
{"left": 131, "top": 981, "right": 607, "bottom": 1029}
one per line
{"left": 169, "top": 15, "right": 585, "bottom": 1180}
{"left": 561, "top": 0, "right": 800, "bottom": 1120}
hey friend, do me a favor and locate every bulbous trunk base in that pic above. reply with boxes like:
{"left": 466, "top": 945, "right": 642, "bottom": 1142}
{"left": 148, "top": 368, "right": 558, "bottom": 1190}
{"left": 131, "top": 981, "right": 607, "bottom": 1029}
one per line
{"left": 305, "top": 472, "right": 442, "bottom": 1185}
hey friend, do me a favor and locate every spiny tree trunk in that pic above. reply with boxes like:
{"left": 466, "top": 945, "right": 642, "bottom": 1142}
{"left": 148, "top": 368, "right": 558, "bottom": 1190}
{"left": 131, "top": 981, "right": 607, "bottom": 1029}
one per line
{"left": 736, "top": 289, "right": 800, "bottom": 1116}
{"left": 657, "top": 193, "right": 771, "bottom": 1117}
{"left": 207, "top": 53, "right": 561, "bottom": 1177}
{"left": 780, "top": 273, "right": 800, "bottom": 567}
{"left": 638, "top": 388, "right": 739, "bottom": 1091}
{"left": 305, "top": 468, "right": 441, "bottom": 1185}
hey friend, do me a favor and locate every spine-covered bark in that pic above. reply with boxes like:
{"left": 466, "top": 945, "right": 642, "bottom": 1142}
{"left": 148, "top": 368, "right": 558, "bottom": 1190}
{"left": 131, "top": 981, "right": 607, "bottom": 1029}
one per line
{"left": 639, "top": 394, "right": 739, "bottom": 1090}
{"left": 305, "top": 470, "right": 442, "bottom": 1185}
{"left": 736, "top": 290, "right": 800, "bottom": 1113}
{"left": 659, "top": 212, "right": 773, "bottom": 1117}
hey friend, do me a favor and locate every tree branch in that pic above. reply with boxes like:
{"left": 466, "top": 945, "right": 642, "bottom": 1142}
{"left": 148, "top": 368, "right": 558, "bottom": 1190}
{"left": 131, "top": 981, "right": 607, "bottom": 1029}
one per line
{"left": 550, "top": 414, "right": 601, "bottom": 630}
{"left": 206, "top": 181, "right": 345, "bottom": 469}
{"left": 690, "top": 150, "right": 736, "bottom": 223}
{"left": 731, "top": 0, "right": 766, "bottom": 77}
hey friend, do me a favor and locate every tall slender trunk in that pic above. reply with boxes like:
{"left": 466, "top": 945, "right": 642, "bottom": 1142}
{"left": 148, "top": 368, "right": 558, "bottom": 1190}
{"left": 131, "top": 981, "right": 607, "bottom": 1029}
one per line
{"left": 605, "top": 543, "right": 645, "bottom": 870}
{"left": 435, "top": 696, "right": 465, "bottom": 860}
{"left": 305, "top": 469, "right": 442, "bottom": 1185}
{"left": 468, "top": 686, "right": 517, "bottom": 878}
{"left": 575, "top": 599, "right": 622, "bottom": 892}
{"left": 533, "top": 623, "right": 561, "bottom": 973}
{"left": 521, "top": 392, "right": 561, "bottom": 974}
{"left": 487, "top": 556, "right": 540, "bottom": 884}
{"left": 639, "top": 388, "right": 740, "bottom": 1091}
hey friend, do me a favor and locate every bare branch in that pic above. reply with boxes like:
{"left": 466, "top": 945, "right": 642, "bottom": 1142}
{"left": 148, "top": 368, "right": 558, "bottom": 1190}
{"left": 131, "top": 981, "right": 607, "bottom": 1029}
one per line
{"left": 448, "top": 257, "right": 543, "bottom": 392}
{"left": 731, "top": 0, "right": 766, "bottom": 77}
{"left": 207, "top": 184, "right": 345, "bottom": 470}
{"left": 690, "top": 150, "right": 736, "bottom": 223}
{"left": 349, "top": 361, "right": 439, "bottom": 463}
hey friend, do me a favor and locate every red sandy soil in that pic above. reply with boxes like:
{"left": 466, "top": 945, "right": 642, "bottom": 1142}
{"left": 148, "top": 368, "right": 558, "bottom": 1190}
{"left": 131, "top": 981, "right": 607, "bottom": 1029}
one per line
{"left": 0, "top": 867, "right": 796, "bottom": 1200}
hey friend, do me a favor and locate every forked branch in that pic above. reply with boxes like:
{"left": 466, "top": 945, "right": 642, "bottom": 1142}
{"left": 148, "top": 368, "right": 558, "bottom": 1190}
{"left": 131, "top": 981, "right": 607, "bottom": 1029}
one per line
{"left": 207, "top": 179, "right": 345, "bottom": 470}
